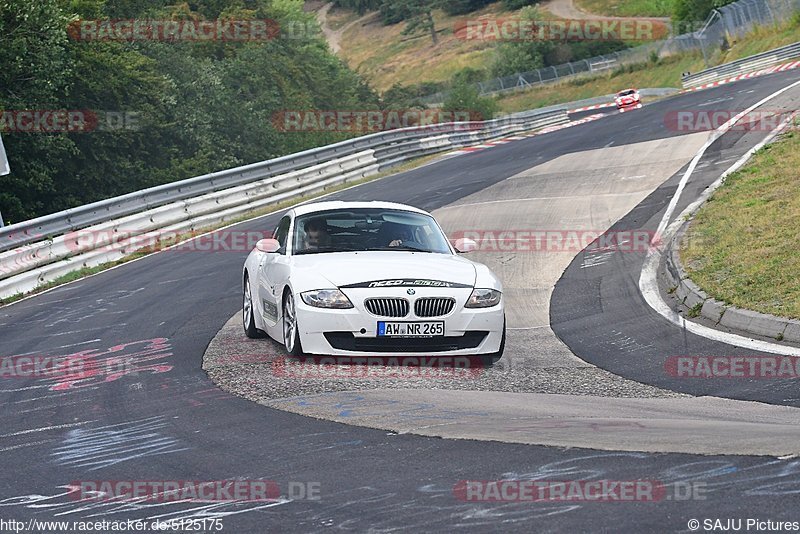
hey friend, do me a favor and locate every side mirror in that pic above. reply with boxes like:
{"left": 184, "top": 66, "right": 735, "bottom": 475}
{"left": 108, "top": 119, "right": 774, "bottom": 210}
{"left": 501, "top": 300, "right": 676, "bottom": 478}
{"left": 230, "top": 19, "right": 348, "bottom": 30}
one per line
{"left": 453, "top": 238, "right": 478, "bottom": 253}
{"left": 255, "top": 238, "right": 281, "bottom": 253}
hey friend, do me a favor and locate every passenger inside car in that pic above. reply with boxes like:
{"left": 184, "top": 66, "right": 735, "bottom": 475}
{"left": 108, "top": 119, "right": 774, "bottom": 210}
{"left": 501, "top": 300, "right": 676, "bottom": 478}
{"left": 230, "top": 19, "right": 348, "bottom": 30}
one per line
{"left": 378, "top": 222, "right": 414, "bottom": 247}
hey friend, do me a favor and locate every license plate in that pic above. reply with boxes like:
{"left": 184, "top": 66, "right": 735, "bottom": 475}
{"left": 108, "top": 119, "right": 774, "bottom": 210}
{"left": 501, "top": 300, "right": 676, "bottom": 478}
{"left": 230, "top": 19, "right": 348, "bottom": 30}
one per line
{"left": 377, "top": 321, "right": 444, "bottom": 337}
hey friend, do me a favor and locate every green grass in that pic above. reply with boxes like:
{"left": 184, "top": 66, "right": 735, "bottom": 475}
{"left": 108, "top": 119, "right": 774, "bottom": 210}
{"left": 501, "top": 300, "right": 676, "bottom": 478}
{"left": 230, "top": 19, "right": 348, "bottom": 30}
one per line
{"left": 715, "top": 20, "right": 800, "bottom": 62}
{"left": 496, "top": 53, "right": 701, "bottom": 113}
{"left": 575, "top": 0, "right": 673, "bottom": 18}
{"left": 680, "top": 132, "right": 800, "bottom": 320}
{"left": 339, "top": 2, "right": 515, "bottom": 90}
{"left": 0, "top": 153, "right": 444, "bottom": 307}
{"left": 335, "top": 0, "right": 799, "bottom": 95}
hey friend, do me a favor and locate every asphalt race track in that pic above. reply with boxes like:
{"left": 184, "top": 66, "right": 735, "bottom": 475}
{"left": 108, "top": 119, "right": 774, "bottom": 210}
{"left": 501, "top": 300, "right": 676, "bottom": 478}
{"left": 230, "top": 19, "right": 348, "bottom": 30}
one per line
{"left": 1, "top": 70, "right": 800, "bottom": 532}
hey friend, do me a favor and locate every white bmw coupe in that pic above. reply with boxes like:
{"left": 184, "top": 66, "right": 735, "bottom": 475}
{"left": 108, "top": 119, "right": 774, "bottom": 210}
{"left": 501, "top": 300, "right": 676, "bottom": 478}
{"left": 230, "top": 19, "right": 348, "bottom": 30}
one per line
{"left": 242, "top": 201, "right": 505, "bottom": 363}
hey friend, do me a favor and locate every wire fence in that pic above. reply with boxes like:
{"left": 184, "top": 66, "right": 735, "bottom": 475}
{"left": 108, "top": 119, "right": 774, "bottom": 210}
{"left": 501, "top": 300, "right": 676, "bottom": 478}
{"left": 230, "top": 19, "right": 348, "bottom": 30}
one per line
{"left": 422, "top": 0, "right": 800, "bottom": 105}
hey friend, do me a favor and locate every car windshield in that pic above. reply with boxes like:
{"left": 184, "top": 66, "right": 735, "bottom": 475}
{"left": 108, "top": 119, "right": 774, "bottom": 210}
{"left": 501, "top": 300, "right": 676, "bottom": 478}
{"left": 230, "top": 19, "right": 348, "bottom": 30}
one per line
{"left": 618, "top": 89, "right": 637, "bottom": 96}
{"left": 292, "top": 208, "right": 452, "bottom": 255}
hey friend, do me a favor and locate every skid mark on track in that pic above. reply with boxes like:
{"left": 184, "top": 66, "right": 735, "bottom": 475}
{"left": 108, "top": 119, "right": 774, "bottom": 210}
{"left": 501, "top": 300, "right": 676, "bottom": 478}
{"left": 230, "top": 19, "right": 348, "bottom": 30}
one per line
{"left": 502, "top": 453, "right": 800, "bottom": 497}
{"left": 1, "top": 338, "right": 174, "bottom": 393}
{"left": 51, "top": 416, "right": 189, "bottom": 471}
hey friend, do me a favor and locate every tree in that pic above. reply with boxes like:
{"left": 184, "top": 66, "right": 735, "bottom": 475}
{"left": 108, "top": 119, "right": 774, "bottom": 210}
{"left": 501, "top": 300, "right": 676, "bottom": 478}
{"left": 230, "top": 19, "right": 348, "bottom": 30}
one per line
{"left": 0, "top": 0, "right": 382, "bottom": 222}
{"left": 489, "top": 6, "right": 548, "bottom": 77}
{"left": 393, "top": 0, "right": 441, "bottom": 45}
{"left": 0, "top": 0, "right": 76, "bottom": 221}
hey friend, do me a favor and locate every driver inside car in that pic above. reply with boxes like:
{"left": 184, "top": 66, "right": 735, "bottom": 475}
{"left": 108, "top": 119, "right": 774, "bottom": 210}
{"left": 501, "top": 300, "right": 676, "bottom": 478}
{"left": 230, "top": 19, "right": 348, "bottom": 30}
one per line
{"left": 302, "top": 217, "right": 332, "bottom": 251}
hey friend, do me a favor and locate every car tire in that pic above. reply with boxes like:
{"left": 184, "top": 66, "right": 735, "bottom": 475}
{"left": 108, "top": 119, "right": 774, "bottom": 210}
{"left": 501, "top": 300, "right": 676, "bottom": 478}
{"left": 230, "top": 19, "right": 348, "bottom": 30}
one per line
{"left": 480, "top": 318, "right": 506, "bottom": 368}
{"left": 243, "top": 275, "right": 266, "bottom": 339}
{"left": 282, "top": 291, "right": 305, "bottom": 357}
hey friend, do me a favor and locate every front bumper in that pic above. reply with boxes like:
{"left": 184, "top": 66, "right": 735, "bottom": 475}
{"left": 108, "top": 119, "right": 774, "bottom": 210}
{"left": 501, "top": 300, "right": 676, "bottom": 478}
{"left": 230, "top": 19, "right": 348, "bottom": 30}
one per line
{"left": 294, "top": 287, "right": 504, "bottom": 356}
{"left": 617, "top": 101, "right": 642, "bottom": 112}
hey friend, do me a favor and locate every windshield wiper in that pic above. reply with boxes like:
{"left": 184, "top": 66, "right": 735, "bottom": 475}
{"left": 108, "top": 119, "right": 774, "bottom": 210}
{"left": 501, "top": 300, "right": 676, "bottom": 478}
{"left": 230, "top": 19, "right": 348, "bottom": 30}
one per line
{"left": 294, "top": 247, "right": 354, "bottom": 255}
{"left": 371, "top": 245, "right": 433, "bottom": 253}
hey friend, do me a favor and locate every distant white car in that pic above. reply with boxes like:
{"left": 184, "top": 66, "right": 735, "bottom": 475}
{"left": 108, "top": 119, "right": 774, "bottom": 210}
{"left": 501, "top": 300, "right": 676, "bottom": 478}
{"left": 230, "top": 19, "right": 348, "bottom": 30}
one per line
{"left": 615, "top": 88, "right": 642, "bottom": 112}
{"left": 242, "top": 201, "right": 505, "bottom": 363}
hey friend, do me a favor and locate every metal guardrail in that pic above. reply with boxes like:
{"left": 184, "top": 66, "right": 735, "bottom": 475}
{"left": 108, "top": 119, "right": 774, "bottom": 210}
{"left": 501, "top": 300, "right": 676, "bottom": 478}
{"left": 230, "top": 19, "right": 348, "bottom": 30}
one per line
{"left": 0, "top": 109, "right": 568, "bottom": 299}
{"left": 535, "top": 88, "right": 679, "bottom": 113}
{"left": 0, "top": 111, "right": 562, "bottom": 254}
{"left": 681, "top": 41, "right": 800, "bottom": 87}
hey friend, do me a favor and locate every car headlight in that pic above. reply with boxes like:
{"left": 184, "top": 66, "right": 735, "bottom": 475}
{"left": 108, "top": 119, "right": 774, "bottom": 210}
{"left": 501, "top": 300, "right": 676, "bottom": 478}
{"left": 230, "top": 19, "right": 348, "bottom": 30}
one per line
{"left": 300, "top": 289, "right": 353, "bottom": 309}
{"left": 465, "top": 288, "right": 502, "bottom": 308}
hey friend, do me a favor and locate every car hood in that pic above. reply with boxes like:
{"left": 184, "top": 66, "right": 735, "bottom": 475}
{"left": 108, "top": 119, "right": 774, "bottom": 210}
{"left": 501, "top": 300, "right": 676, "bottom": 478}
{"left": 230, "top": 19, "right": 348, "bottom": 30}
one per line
{"left": 290, "top": 252, "right": 477, "bottom": 288}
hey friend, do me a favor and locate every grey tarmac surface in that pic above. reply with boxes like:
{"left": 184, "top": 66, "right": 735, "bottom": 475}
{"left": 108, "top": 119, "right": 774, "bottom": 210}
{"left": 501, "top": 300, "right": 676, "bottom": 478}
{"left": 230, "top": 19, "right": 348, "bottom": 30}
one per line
{"left": 268, "top": 390, "right": 800, "bottom": 456}
{"left": 205, "top": 79, "right": 800, "bottom": 456}
{"left": 2, "top": 70, "right": 800, "bottom": 532}
{"left": 551, "top": 76, "right": 800, "bottom": 408}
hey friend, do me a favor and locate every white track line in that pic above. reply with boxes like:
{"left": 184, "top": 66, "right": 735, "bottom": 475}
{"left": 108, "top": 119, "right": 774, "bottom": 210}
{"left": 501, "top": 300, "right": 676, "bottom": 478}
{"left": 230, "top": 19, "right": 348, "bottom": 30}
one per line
{"left": 640, "top": 78, "right": 800, "bottom": 356}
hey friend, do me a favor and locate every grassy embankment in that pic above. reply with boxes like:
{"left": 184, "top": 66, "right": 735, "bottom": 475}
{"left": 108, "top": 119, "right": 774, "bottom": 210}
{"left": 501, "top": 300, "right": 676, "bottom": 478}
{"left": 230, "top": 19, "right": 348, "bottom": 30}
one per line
{"left": 575, "top": 0, "right": 672, "bottom": 18}
{"left": 681, "top": 130, "right": 800, "bottom": 320}
{"left": 495, "top": 17, "right": 800, "bottom": 113}
{"left": 332, "top": 0, "right": 800, "bottom": 112}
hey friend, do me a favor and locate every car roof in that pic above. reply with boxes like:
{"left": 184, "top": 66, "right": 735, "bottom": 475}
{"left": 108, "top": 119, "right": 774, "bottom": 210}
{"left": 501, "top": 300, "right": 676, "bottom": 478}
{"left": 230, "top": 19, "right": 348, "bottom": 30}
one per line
{"left": 292, "top": 200, "right": 430, "bottom": 217}
{"left": 617, "top": 88, "right": 638, "bottom": 93}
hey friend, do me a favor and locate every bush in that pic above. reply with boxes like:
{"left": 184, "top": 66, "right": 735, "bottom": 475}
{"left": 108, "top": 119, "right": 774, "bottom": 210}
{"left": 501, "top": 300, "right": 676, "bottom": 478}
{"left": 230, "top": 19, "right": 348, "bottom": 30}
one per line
{"left": 451, "top": 67, "right": 487, "bottom": 85}
{"left": 441, "top": 0, "right": 495, "bottom": 15}
{"left": 334, "top": 0, "right": 382, "bottom": 15}
{"left": 381, "top": 84, "right": 426, "bottom": 109}
{"left": 491, "top": 42, "right": 547, "bottom": 77}
{"left": 379, "top": 2, "right": 410, "bottom": 25}
{"left": 503, "top": 0, "right": 540, "bottom": 9}
{"left": 443, "top": 82, "right": 499, "bottom": 121}
{"left": 673, "top": 0, "right": 736, "bottom": 24}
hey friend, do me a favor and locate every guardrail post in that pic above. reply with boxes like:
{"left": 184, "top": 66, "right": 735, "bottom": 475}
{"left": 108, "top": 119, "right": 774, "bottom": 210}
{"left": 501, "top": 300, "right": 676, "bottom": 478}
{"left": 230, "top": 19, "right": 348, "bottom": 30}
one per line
{"left": 0, "top": 132, "right": 8, "bottom": 228}
{"left": 764, "top": 0, "right": 776, "bottom": 24}
{"left": 695, "top": 24, "right": 712, "bottom": 69}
